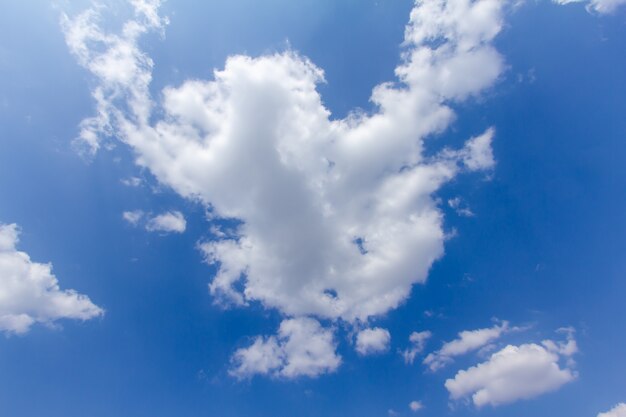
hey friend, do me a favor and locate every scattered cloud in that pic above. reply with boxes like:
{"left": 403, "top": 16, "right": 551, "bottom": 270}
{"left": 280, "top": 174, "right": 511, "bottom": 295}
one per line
{"left": 598, "top": 403, "right": 626, "bottom": 417}
{"left": 145, "top": 211, "right": 186, "bottom": 233}
{"left": 355, "top": 327, "right": 391, "bottom": 356}
{"left": 0, "top": 223, "right": 103, "bottom": 335}
{"left": 229, "top": 317, "right": 341, "bottom": 379}
{"left": 445, "top": 333, "right": 578, "bottom": 407}
{"left": 553, "top": 0, "right": 626, "bottom": 14}
{"left": 122, "top": 209, "right": 144, "bottom": 225}
{"left": 121, "top": 176, "right": 143, "bottom": 187}
{"left": 448, "top": 197, "right": 474, "bottom": 217}
{"left": 424, "top": 321, "right": 510, "bottom": 371}
{"left": 123, "top": 210, "right": 186, "bottom": 233}
{"left": 409, "top": 400, "right": 424, "bottom": 412}
{"left": 402, "top": 330, "right": 432, "bottom": 364}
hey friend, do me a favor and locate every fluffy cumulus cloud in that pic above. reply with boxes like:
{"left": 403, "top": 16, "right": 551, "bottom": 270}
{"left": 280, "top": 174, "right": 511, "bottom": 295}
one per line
{"left": 145, "top": 211, "right": 186, "bottom": 233}
{"left": 62, "top": 0, "right": 505, "bottom": 374}
{"left": 0, "top": 223, "right": 103, "bottom": 334}
{"left": 424, "top": 321, "right": 510, "bottom": 371}
{"left": 553, "top": 0, "right": 626, "bottom": 14}
{"left": 445, "top": 334, "right": 578, "bottom": 407}
{"left": 598, "top": 403, "right": 626, "bottom": 417}
{"left": 355, "top": 327, "right": 391, "bottom": 356}
{"left": 229, "top": 317, "right": 341, "bottom": 379}
{"left": 402, "top": 330, "right": 432, "bottom": 364}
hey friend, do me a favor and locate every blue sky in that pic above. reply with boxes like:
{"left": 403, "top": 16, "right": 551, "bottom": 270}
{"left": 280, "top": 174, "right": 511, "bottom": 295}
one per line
{"left": 1, "top": 0, "right": 625, "bottom": 416}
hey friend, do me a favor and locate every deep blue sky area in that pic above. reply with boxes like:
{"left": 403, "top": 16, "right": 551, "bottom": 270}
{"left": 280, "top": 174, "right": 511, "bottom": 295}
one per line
{"left": 0, "top": 1, "right": 625, "bottom": 416}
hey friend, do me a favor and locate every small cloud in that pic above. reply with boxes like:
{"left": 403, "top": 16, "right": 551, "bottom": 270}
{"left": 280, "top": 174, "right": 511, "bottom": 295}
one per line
{"left": 121, "top": 176, "right": 143, "bottom": 187}
{"left": 402, "top": 330, "right": 432, "bottom": 364}
{"left": 229, "top": 317, "right": 341, "bottom": 379}
{"left": 462, "top": 128, "right": 496, "bottom": 171}
{"left": 122, "top": 210, "right": 144, "bottom": 225}
{"left": 445, "top": 331, "right": 578, "bottom": 407}
{"left": 424, "top": 321, "right": 510, "bottom": 371}
{"left": 552, "top": 0, "right": 626, "bottom": 14}
{"left": 146, "top": 211, "right": 187, "bottom": 233}
{"left": 409, "top": 400, "right": 423, "bottom": 412}
{"left": 0, "top": 223, "right": 103, "bottom": 335}
{"left": 355, "top": 327, "right": 391, "bottom": 356}
{"left": 448, "top": 197, "right": 475, "bottom": 217}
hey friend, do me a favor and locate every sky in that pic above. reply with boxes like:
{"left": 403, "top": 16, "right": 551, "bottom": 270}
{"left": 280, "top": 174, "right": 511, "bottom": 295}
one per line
{"left": 0, "top": 0, "right": 625, "bottom": 416}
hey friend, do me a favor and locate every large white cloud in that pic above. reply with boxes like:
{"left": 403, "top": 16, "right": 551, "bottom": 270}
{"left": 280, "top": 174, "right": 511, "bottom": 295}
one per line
{"left": 445, "top": 335, "right": 578, "bottom": 407}
{"left": 63, "top": 0, "right": 502, "bottom": 322}
{"left": 62, "top": 0, "right": 506, "bottom": 375}
{"left": 598, "top": 403, "right": 626, "bottom": 417}
{"left": 229, "top": 317, "right": 341, "bottom": 379}
{"left": 0, "top": 223, "right": 103, "bottom": 334}
{"left": 424, "top": 321, "right": 510, "bottom": 371}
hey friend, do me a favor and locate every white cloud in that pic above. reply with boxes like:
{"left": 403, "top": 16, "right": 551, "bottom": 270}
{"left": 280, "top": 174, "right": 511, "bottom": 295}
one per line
{"left": 121, "top": 176, "right": 143, "bottom": 187}
{"left": 63, "top": 0, "right": 508, "bottom": 377}
{"left": 63, "top": 0, "right": 504, "bottom": 326}
{"left": 553, "top": 0, "right": 626, "bottom": 14}
{"left": 424, "top": 321, "right": 510, "bottom": 371}
{"left": 445, "top": 335, "right": 578, "bottom": 407}
{"left": 598, "top": 403, "right": 626, "bottom": 417}
{"left": 448, "top": 197, "right": 475, "bottom": 217}
{"left": 409, "top": 400, "right": 424, "bottom": 412}
{"left": 122, "top": 210, "right": 144, "bottom": 225}
{"left": 0, "top": 223, "right": 103, "bottom": 335}
{"left": 462, "top": 128, "right": 496, "bottom": 171}
{"left": 230, "top": 317, "right": 341, "bottom": 379}
{"left": 355, "top": 327, "right": 391, "bottom": 356}
{"left": 402, "top": 330, "right": 432, "bottom": 364}
{"left": 145, "top": 211, "right": 186, "bottom": 233}
{"left": 60, "top": 0, "right": 168, "bottom": 154}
